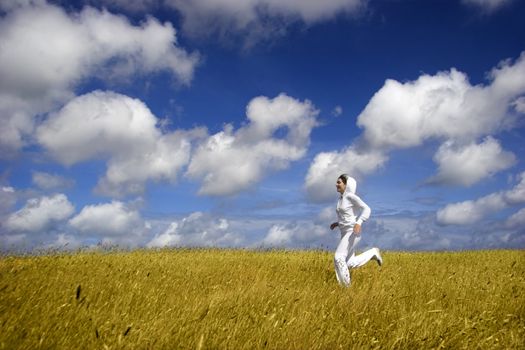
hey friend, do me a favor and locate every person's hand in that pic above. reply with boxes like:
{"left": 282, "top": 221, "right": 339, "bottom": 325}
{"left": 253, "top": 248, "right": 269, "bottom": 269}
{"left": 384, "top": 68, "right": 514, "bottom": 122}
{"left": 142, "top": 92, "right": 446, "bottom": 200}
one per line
{"left": 330, "top": 222, "right": 338, "bottom": 230}
{"left": 353, "top": 224, "right": 361, "bottom": 235}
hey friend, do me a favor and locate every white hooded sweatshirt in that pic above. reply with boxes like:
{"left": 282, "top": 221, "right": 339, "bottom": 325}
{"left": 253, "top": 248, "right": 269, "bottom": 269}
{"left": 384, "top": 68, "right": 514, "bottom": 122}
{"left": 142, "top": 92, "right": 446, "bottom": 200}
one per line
{"left": 336, "top": 176, "right": 371, "bottom": 232}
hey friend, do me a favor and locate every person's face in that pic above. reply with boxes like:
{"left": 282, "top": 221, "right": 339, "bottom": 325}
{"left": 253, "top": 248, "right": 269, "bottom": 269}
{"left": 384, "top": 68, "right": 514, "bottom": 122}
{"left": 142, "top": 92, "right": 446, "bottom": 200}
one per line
{"left": 336, "top": 178, "right": 346, "bottom": 194}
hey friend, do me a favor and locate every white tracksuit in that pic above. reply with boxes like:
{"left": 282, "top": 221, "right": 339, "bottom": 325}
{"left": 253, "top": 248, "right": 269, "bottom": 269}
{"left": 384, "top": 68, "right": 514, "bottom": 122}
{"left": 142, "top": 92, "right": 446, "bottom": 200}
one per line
{"left": 334, "top": 178, "right": 378, "bottom": 287}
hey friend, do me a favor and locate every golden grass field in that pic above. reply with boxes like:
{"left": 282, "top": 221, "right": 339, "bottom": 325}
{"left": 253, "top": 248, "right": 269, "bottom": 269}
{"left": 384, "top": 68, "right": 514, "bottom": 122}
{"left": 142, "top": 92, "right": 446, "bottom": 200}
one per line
{"left": 1, "top": 249, "right": 524, "bottom": 349}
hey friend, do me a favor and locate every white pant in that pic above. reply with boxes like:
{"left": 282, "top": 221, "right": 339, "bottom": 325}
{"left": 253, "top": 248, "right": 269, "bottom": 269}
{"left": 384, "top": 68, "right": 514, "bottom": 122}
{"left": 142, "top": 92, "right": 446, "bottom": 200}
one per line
{"left": 334, "top": 230, "right": 378, "bottom": 287}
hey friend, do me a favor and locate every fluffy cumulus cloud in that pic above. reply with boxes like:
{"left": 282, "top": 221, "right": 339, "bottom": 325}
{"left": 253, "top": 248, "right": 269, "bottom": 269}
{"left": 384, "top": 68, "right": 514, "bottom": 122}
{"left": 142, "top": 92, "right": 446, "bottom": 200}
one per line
{"left": 436, "top": 171, "right": 525, "bottom": 225}
{"left": 4, "top": 194, "right": 75, "bottom": 232}
{"left": 0, "top": 0, "right": 199, "bottom": 155}
{"left": 37, "top": 91, "right": 317, "bottom": 198}
{"left": 37, "top": 91, "right": 205, "bottom": 196}
{"left": 357, "top": 60, "right": 525, "bottom": 150}
{"left": 436, "top": 193, "right": 507, "bottom": 226}
{"left": 147, "top": 212, "right": 244, "bottom": 248}
{"left": 428, "top": 137, "right": 516, "bottom": 186}
{"left": 305, "top": 146, "right": 386, "bottom": 202}
{"left": 69, "top": 200, "right": 148, "bottom": 245}
{"left": 262, "top": 224, "right": 296, "bottom": 246}
{"left": 305, "top": 52, "right": 525, "bottom": 200}
{"left": 186, "top": 93, "right": 319, "bottom": 196}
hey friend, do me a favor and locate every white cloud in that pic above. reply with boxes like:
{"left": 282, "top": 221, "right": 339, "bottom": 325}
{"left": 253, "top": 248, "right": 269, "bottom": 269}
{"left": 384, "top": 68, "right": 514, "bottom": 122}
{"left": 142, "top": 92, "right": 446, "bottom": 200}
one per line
{"left": 367, "top": 213, "right": 493, "bottom": 251}
{"left": 262, "top": 224, "right": 295, "bottom": 246}
{"left": 0, "top": 1, "right": 199, "bottom": 155}
{"left": 318, "top": 205, "right": 337, "bottom": 223}
{"left": 436, "top": 171, "right": 525, "bottom": 225}
{"left": 147, "top": 212, "right": 244, "bottom": 248}
{"left": 505, "top": 207, "right": 525, "bottom": 228}
{"left": 40, "top": 233, "right": 83, "bottom": 250}
{"left": 261, "top": 221, "right": 329, "bottom": 248}
{"left": 163, "top": 0, "right": 365, "bottom": 47}
{"left": 357, "top": 57, "right": 525, "bottom": 150}
{"left": 428, "top": 137, "right": 515, "bottom": 186}
{"left": 69, "top": 201, "right": 146, "bottom": 239}
{"left": 306, "top": 51, "right": 525, "bottom": 200}
{"left": 147, "top": 222, "right": 182, "bottom": 248}
{"left": 260, "top": 207, "right": 337, "bottom": 247}
{"left": 39, "top": 91, "right": 317, "bottom": 198}
{"left": 85, "top": 0, "right": 365, "bottom": 48}
{"left": 5, "top": 194, "right": 74, "bottom": 232}
{"left": 513, "top": 96, "right": 525, "bottom": 113}
{"left": 505, "top": 172, "right": 525, "bottom": 204}
{"left": 186, "top": 93, "right": 319, "bottom": 196}
{"left": 390, "top": 217, "right": 453, "bottom": 251}
{"left": 144, "top": 209, "right": 525, "bottom": 252}
{"left": 32, "top": 171, "right": 75, "bottom": 191}
{"left": 0, "top": 2, "right": 198, "bottom": 95}
{"left": 37, "top": 91, "right": 205, "bottom": 196}
{"left": 1, "top": 186, "right": 15, "bottom": 193}
{"left": 305, "top": 146, "right": 386, "bottom": 202}
{"left": 357, "top": 52, "right": 525, "bottom": 151}
{"left": 368, "top": 210, "right": 525, "bottom": 251}
{"left": 0, "top": 95, "right": 49, "bottom": 158}
{"left": 436, "top": 193, "right": 506, "bottom": 225}
{"left": 37, "top": 91, "right": 159, "bottom": 164}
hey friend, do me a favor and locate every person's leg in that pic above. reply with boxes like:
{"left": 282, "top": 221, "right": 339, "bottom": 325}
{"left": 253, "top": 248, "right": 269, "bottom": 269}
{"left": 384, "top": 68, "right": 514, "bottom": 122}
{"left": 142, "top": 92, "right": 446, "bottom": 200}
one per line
{"left": 345, "top": 233, "right": 362, "bottom": 268}
{"left": 348, "top": 246, "right": 382, "bottom": 269}
{"left": 334, "top": 231, "right": 352, "bottom": 286}
{"left": 371, "top": 248, "right": 383, "bottom": 266}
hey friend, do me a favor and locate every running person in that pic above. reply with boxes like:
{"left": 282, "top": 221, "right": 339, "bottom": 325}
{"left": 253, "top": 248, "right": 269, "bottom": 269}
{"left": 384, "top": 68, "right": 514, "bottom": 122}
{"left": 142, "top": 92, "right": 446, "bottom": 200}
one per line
{"left": 330, "top": 174, "right": 382, "bottom": 287}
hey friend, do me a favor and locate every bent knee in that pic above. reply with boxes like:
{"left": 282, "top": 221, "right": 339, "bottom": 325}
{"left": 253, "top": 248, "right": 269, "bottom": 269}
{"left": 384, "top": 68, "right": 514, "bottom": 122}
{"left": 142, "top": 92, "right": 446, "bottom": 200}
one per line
{"left": 334, "top": 254, "right": 346, "bottom": 265}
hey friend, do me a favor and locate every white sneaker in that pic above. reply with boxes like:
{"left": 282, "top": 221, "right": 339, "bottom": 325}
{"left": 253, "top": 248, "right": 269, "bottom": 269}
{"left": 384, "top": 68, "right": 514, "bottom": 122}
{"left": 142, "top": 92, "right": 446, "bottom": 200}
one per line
{"left": 372, "top": 248, "right": 383, "bottom": 266}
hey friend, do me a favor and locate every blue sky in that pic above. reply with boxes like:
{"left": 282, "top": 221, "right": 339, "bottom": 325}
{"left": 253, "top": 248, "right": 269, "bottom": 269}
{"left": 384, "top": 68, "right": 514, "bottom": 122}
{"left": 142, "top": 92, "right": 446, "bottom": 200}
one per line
{"left": 1, "top": 0, "right": 524, "bottom": 252}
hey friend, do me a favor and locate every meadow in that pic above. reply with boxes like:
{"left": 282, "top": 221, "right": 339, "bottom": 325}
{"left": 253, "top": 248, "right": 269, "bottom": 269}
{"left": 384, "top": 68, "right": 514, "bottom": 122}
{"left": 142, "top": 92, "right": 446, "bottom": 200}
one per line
{"left": 0, "top": 249, "right": 523, "bottom": 349}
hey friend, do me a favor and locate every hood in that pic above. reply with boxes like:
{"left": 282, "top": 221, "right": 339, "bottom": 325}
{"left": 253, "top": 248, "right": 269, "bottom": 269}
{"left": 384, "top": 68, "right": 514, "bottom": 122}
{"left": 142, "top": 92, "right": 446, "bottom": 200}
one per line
{"left": 342, "top": 174, "right": 357, "bottom": 194}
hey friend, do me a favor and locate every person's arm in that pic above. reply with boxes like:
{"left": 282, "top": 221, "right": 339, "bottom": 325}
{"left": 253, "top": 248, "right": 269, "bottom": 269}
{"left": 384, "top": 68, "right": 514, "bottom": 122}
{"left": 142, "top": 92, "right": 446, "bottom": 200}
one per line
{"left": 348, "top": 192, "right": 371, "bottom": 235}
{"left": 330, "top": 222, "right": 339, "bottom": 230}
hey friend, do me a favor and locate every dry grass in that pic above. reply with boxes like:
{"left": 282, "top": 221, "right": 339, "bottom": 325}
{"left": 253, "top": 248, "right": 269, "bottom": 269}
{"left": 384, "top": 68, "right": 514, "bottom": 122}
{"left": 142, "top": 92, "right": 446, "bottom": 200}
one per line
{"left": 1, "top": 249, "right": 524, "bottom": 349}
